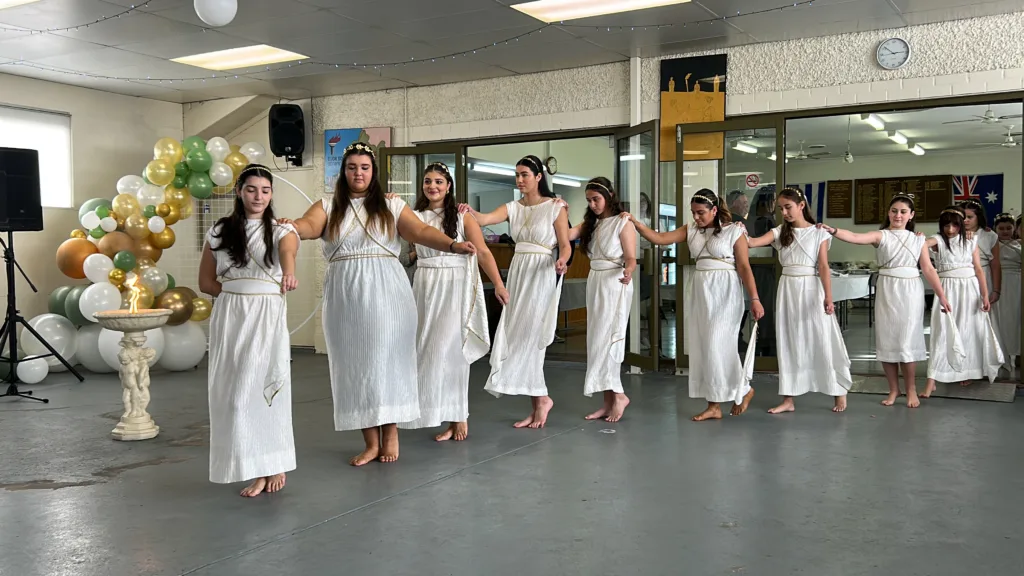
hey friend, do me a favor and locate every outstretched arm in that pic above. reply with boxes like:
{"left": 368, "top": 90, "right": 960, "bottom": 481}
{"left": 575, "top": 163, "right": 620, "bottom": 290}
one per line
{"left": 459, "top": 203, "right": 509, "bottom": 228}
{"left": 818, "top": 223, "right": 883, "bottom": 246}
{"left": 282, "top": 202, "right": 328, "bottom": 240}
{"left": 746, "top": 229, "right": 775, "bottom": 249}
{"left": 397, "top": 206, "right": 476, "bottom": 255}
{"left": 567, "top": 222, "right": 583, "bottom": 242}
{"left": 919, "top": 245, "right": 951, "bottom": 313}
{"left": 463, "top": 214, "right": 509, "bottom": 305}
{"left": 622, "top": 213, "right": 687, "bottom": 246}
{"left": 734, "top": 235, "right": 764, "bottom": 321}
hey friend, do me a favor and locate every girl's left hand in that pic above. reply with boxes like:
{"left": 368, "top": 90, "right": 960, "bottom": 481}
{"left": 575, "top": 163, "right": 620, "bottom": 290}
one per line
{"left": 451, "top": 241, "right": 477, "bottom": 256}
{"left": 384, "top": 193, "right": 399, "bottom": 200}
{"left": 554, "top": 198, "right": 569, "bottom": 210}
{"left": 989, "top": 291, "right": 1000, "bottom": 305}
{"left": 824, "top": 298, "right": 835, "bottom": 315}
{"left": 281, "top": 274, "right": 298, "bottom": 293}
{"left": 495, "top": 286, "right": 510, "bottom": 306}
{"left": 555, "top": 258, "right": 568, "bottom": 275}
{"left": 981, "top": 296, "right": 991, "bottom": 312}
{"left": 620, "top": 268, "right": 633, "bottom": 285}
{"left": 751, "top": 300, "right": 765, "bottom": 321}
{"left": 939, "top": 297, "right": 952, "bottom": 314}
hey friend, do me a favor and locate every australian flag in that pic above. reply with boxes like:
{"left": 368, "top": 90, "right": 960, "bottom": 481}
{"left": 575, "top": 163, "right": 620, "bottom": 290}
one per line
{"left": 786, "top": 181, "right": 828, "bottom": 222}
{"left": 954, "top": 174, "right": 1004, "bottom": 225}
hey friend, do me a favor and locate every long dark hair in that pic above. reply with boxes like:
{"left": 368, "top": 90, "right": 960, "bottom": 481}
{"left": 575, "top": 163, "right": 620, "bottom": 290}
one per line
{"left": 691, "top": 188, "right": 731, "bottom": 235}
{"left": 327, "top": 142, "right": 393, "bottom": 240}
{"left": 959, "top": 199, "right": 987, "bottom": 231}
{"left": 776, "top": 187, "right": 816, "bottom": 248}
{"left": 938, "top": 205, "right": 967, "bottom": 251}
{"left": 579, "top": 177, "right": 623, "bottom": 254}
{"left": 414, "top": 162, "right": 458, "bottom": 239}
{"left": 516, "top": 155, "right": 555, "bottom": 198}
{"left": 211, "top": 164, "right": 276, "bottom": 268}
{"left": 881, "top": 194, "right": 916, "bottom": 232}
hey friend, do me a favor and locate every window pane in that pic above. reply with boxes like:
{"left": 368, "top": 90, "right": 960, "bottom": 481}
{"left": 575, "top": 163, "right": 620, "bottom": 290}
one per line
{"left": 0, "top": 106, "right": 72, "bottom": 208}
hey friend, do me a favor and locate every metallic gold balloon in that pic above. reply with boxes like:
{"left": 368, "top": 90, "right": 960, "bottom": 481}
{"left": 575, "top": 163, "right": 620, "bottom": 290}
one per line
{"left": 124, "top": 213, "right": 150, "bottom": 240}
{"left": 136, "top": 257, "right": 156, "bottom": 271}
{"left": 156, "top": 203, "right": 171, "bottom": 218}
{"left": 155, "top": 288, "right": 193, "bottom": 326}
{"left": 190, "top": 297, "right": 212, "bottom": 322}
{"left": 178, "top": 201, "right": 193, "bottom": 220}
{"left": 112, "top": 193, "right": 140, "bottom": 217}
{"left": 178, "top": 287, "right": 199, "bottom": 300}
{"left": 121, "top": 284, "right": 155, "bottom": 310}
{"left": 230, "top": 144, "right": 241, "bottom": 154}
{"left": 70, "top": 229, "right": 87, "bottom": 239}
{"left": 97, "top": 231, "right": 134, "bottom": 258}
{"left": 164, "top": 187, "right": 191, "bottom": 208}
{"left": 134, "top": 238, "right": 163, "bottom": 263}
{"left": 145, "top": 158, "right": 175, "bottom": 187}
{"left": 108, "top": 268, "right": 126, "bottom": 287}
{"left": 56, "top": 238, "right": 99, "bottom": 280}
{"left": 164, "top": 204, "right": 181, "bottom": 226}
{"left": 150, "top": 227, "right": 175, "bottom": 250}
{"left": 224, "top": 151, "right": 248, "bottom": 178}
{"left": 153, "top": 137, "right": 184, "bottom": 164}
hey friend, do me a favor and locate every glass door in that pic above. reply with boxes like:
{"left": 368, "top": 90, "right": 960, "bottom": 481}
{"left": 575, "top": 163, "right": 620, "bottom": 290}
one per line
{"left": 676, "top": 119, "right": 783, "bottom": 372}
{"left": 379, "top": 145, "right": 465, "bottom": 206}
{"left": 616, "top": 120, "right": 659, "bottom": 371}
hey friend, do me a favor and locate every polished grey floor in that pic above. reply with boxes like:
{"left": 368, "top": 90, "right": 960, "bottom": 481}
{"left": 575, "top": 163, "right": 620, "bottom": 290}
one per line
{"left": 2, "top": 352, "right": 1022, "bottom": 576}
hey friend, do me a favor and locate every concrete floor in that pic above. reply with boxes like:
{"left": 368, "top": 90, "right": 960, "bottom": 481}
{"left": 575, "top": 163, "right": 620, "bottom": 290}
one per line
{"left": 2, "top": 352, "right": 1023, "bottom": 576}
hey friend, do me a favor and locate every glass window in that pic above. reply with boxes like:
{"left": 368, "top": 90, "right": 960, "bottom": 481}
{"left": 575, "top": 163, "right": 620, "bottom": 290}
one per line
{"left": 0, "top": 106, "right": 72, "bottom": 208}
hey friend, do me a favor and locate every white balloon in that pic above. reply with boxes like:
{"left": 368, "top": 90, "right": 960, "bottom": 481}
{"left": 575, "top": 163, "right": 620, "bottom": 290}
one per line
{"left": 100, "top": 216, "right": 117, "bottom": 232}
{"left": 83, "top": 253, "right": 115, "bottom": 284}
{"left": 194, "top": 0, "right": 237, "bottom": 27}
{"left": 239, "top": 141, "right": 266, "bottom": 163}
{"left": 158, "top": 322, "right": 207, "bottom": 371}
{"left": 207, "top": 137, "right": 231, "bottom": 163}
{"left": 48, "top": 352, "right": 76, "bottom": 373}
{"left": 79, "top": 283, "right": 122, "bottom": 322}
{"left": 16, "top": 357, "right": 48, "bottom": 384}
{"left": 20, "top": 314, "right": 78, "bottom": 362}
{"left": 76, "top": 324, "right": 113, "bottom": 373}
{"left": 209, "top": 162, "right": 234, "bottom": 186}
{"left": 148, "top": 216, "right": 166, "bottom": 234}
{"left": 81, "top": 211, "right": 101, "bottom": 230}
{"left": 87, "top": 235, "right": 101, "bottom": 246}
{"left": 140, "top": 267, "right": 168, "bottom": 296}
{"left": 99, "top": 327, "right": 164, "bottom": 371}
{"left": 136, "top": 183, "right": 165, "bottom": 208}
{"left": 116, "top": 175, "right": 146, "bottom": 196}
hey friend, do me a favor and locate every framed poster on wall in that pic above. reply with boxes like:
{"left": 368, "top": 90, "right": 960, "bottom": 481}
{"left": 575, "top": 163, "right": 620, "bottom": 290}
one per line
{"left": 324, "top": 127, "right": 392, "bottom": 192}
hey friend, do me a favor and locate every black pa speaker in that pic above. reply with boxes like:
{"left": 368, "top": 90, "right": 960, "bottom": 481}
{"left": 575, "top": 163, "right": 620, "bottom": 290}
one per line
{"left": 268, "top": 104, "right": 305, "bottom": 158}
{"left": 0, "top": 147, "right": 43, "bottom": 232}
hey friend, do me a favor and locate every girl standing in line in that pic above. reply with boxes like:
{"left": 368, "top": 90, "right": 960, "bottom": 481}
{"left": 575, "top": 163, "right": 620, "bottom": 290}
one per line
{"left": 743, "top": 187, "right": 852, "bottom": 414}
{"left": 281, "top": 143, "right": 476, "bottom": 466}
{"left": 992, "top": 212, "right": 1019, "bottom": 378}
{"left": 961, "top": 200, "right": 1002, "bottom": 320}
{"left": 199, "top": 164, "right": 299, "bottom": 498}
{"left": 819, "top": 194, "right": 951, "bottom": 408}
{"left": 459, "top": 155, "right": 571, "bottom": 429}
{"left": 624, "top": 189, "right": 763, "bottom": 421}
{"left": 922, "top": 206, "right": 1002, "bottom": 395}
{"left": 400, "top": 162, "right": 509, "bottom": 442}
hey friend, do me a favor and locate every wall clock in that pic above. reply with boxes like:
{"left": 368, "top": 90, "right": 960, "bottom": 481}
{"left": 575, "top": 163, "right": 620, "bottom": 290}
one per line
{"left": 876, "top": 38, "right": 911, "bottom": 70}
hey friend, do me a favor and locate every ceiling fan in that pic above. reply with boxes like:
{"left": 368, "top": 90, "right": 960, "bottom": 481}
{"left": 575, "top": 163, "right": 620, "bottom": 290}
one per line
{"left": 977, "top": 125, "right": 1022, "bottom": 148}
{"left": 788, "top": 140, "right": 830, "bottom": 160}
{"left": 943, "top": 105, "right": 1022, "bottom": 125}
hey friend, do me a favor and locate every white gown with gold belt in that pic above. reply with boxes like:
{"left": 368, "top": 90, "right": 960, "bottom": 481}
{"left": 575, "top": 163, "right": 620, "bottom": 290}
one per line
{"left": 874, "top": 230, "right": 927, "bottom": 363}
{"left": 320, "top": 197, "right": 420, "bottom": 430}
{"left": 206, "top": 219, "right": 297, "bottom": 484}
{"left": 583, "top": 217, "right": 634, "bottom": 396}
{"left": 485, "top": 199, "right": 563, "bottom": 397}
{"left": 401, "top": 210, "right": 489, "bottom": 429}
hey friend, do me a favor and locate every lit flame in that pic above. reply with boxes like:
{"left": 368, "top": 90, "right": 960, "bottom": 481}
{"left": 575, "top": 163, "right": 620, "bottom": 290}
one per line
{"left": 125, "top": 274, "right": 142, "bottom": 314}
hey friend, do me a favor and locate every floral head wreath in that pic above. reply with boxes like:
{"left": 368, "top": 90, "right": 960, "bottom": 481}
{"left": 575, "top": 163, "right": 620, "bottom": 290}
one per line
{"left": 345, "top": 142, "right": 376, "bottom": 159}
{"left": 778, "top": 187, "right": 805, "bottom": 201}
{"left": 891, "top": 192, "right": 916, "bottom": 207}
{"left": 994, "top": 212, "right": 1015, "bottom": 224}
{"left": 426, "top": 161, "right": 450, "bottom": 176}
{"left": 235, "top": 163, "right": 273, "bottom": 189}
{"left": 586, "top": 179, "right": 612, "bottom": 195}
{"left": 959, "top": 197, "right": 983, "bottom": 211}
{"left": 692, "top": 190, "right": 717, "bottom": 205}
{"left": 518, "top": 156, "right": 541, "bottom": 173}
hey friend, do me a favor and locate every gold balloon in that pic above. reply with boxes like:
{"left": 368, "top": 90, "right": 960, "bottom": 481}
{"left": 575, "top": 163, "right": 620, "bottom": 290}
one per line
{"left": 109, "top": 210, "right": 126, "bottom": 230}
{"left": 153, "top": 137, "right": 183, "bottom": 164}
{"left": 230, "top": 144, "right": 241, "bottom": 154}
{"left": 124, "top": 213, "right": 150, "bottom": 240}
{"left": 224, "top": 151, "right": 248, "bottom": 178}
{"left": 165, "top": 203, "right": 182, "bottom": 225}
{"left": 108, "top": 268, "right": 126, "bottom": 287}
{"left": 190, "top": 298, "right": 212, "bottom": 322}
{"left": 156, "top": 203, "right": 171, "bottom": 218}
{"left": 70, "top": 229, "right": 86, "bottom": 239}
{"left": 56, "top": 238, "right": 99, "bottom": 280}
{"left": 97, "top": 231, "right": 134, "bottom": 258}
{"left": 155, "top": 288, "right": 193, "bottom": 326}
{"left": 178, "top": 201, "right": 193, "bottom": 220}
{"left": 164, "top": 187, "right": 191, "bottom": 208}
{"left": 121, "top": 284, "right": 154, "bottom": 310}
{"left": 112, "top": 193, "right": 140, "bottom": 217}
{"left": 178, "top": 287, "right": 199, "bottom": 300}
{"left": 150, "top": 227, "right": 175, "bottom": 249}
{"left": 145, "top": 158, "right": 175, "bottom": 187}
{"left": 136, "top": 257, "right": 156, "bottom": 271}
{"left": 134, "top": 238, "right": 163, "bottom": 263}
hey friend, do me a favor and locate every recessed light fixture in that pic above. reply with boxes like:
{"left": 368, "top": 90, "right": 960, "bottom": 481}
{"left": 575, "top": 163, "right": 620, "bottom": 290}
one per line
{"left": 908, "top": 144, "right": 925, "bottom": 156}
{"left": 171, "top": 44, "right": 308, "bottom": 71}
{"left": 619, "top": 154, "right": 646, "bottom": 161}
{"left": 861, "top": 113, "right": 885, "bottom": 131}
{"left": 733, "top": 142, "right": 758, "bottom": 154}
{"left": 887, "top": 130, "right": 908, "bottom": 145}
{"left": 0, "top": 0, "right": 42, "bottom": 8}
{"left": 511, "top": 0, "right": 691, "bottom": 23}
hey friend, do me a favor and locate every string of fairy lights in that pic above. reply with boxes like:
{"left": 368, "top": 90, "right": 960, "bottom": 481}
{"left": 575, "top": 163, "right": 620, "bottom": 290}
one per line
{"left": 0, "top": 0, "right": 818, "bottom": 85}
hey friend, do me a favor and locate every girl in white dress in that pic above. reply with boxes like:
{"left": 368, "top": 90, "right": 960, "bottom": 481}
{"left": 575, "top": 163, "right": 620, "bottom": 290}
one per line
{"left": 961, "top": 200, "right": 1002, "bottom": 329}
{"left": 744, "top": 188, "right": 852, "bottom": 414}
{"left": 922, "top": 206, "right": 1002, "bottom": 395}
{"left": 282, "top": 143, "right": 476, "bottom": 466}
{"left": 820, "top": 194, "right": 951, "bottom": 408}
{"left": 199, "top": 164, "right": 299, "bottom": 498}
{"left": 626, "top": 189, "right": 764, "bottom": 422}
{"left": 992, "top": 213, "right": 1019, "bottom": 377}
{"left": 401, "top": 162, "right": 508, "bottom": 442}
{"left": 460, "top": 155, "right": 571, "bottom": 429}
{"left": 563, "top": 178, "right": 636, "bottom": 422}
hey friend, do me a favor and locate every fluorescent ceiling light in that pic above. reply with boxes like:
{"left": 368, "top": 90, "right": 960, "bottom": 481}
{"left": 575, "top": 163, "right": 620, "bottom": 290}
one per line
{"left": 769, "top": 153, "right": 776, "bottom": 161}
{"left": 733, "top": 142, "right": 758, "bottom": 154}
{"left": 619, "top": 154, "right": 646, "bottom": 161}
{"left": 887, "top": 130, "right": 908, "bottom": 145}
{"left": 0, "top": 0, "right": 42, "bottom": 8}
{"left": 861, "top": 113, "right": 885, "bottom": 131}
{"left": 388, "top": 181, "right": 412, "bottom": 185}
{"left": 511, "top": 0, "right": 691, "bottom": 23}
{"left": 552, "top": 177, "right": 581, "bottom": 187}
{"left": 683, "top": 172, "right": 698, "bottom": 176}
{"left": 473, "top": 165, "right": 516, "bottom": 176}
{"left": 171, "top": 44, "right": 308, "bottom": 71}
{"left": 726, "top": 171, "right": 763, "bottom": 177}
{"left": 683, "top": 150, "right": 709, "bottom": 155}
{"left": 908, "top": 144, "right": 925, "bottom": 156}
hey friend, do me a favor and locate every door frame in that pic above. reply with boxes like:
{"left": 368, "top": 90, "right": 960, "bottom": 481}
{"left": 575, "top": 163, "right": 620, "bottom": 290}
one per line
{"left": 379, "top": 144, "right": 467, "bottom": 204}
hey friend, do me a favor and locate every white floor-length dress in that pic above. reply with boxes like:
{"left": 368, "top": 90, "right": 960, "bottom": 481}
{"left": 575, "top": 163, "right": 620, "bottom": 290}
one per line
{"left": 583, "top": 217, "right": 635, "bottom": 396}
{"left": 874, "top": 230, "right": 927, "bottom": 363}
{"left": 321, "top": 197, "right": 420, "bottom": 430}
{"left": 993, "top": 239, "right": 1020, "bottom": 372}
{"left": 686, "top": 224, "right": 750, "bottom": 404}
{"left": 207, "top": 220, "right": 297, "bottom": 484}
{"left": 772, "top": 226, "right": 852, "bottom": 397}
{"left": 401, "top": 211, "right": 489, "bottom": 429}
{"left": 926, "top": 234, "right": 1003, "bottom": 382}
{"left": 485, "top": 199, "right": 563, "bottom": 397}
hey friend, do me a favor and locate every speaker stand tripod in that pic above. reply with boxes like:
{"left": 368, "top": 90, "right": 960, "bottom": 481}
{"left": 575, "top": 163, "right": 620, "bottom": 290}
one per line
{"left": 0, "top": 230, "right": 83, "bottom": 403}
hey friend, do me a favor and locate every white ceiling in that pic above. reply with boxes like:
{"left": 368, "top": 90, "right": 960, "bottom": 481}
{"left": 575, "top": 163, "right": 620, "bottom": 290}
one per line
{"left": 0, "top": 0, "right": 1022, "bottom": 103}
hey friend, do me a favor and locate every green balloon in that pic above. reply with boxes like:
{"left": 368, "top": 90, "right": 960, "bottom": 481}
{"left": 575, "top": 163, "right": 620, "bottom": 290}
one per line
{"left": 186, "top": 148, "right": 213, "bottom": 173}
{"left": 143, "top": 205, "right": 157, "bottom": 218}
{"left": 48, "top": 286, "right": 73, "bottom": 317}
{"left": 113, "top": 250, "right": 136, "bottom": 272}
{"left": 95, "top": 205, "right": 110, "bottom": 218}
{"left": 166, "top": 274, "right": 176, "bottom": 291}
{"left": 174, "top": 161, "right": 190, "bottom": 177}
{"left": 182, "top": 136, "right": 206, "bottom": 152}
{"left": 172, "top": 175, "right": 188, "bottom": 189}
{"left": 142, "top": 171, "right": 152, "bottom": 185}
{"left": 64, "top": 285, "right": 93, "bottom": 326}
{"left": 90, "top": 227, "right": 105, "bottom": 239}
{"left": 78, "top": 198, "right": 111, "bottom": 221}
{"left": 187, "top": 172, "right": 214, "bottom": 199}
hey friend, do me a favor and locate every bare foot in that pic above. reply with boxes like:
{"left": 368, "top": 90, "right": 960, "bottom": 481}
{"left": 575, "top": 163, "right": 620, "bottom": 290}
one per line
{"left": 906, "top": 391, "right": 920, "bottom": 408}
{"left": 605, "top": 394, "right": 629, "bottom": 422}
{"left": 266, "top": 473, "right": 286, "bottom": 493}
{"left": 922, "top": 381, "right": 936, "bottom": 398}
{"left": 584, "top": 406, "right": 610, "bottom": 420}
{"left": 513, "top": 413, "right": 535, "bottom": 428}
{"left": 435, "top": 425, "right": 455, "bottom": 442}
{"left": 881, "top": 392, "right": 898, "bottom": 406}
{"left": 692, "top": 403, "right": 722, "bottom": 421}
{"left": 379, "top": 425, "right": 399, "bottom": 463}
{"left": 452, "top": 421, "right": 468, "bottom": 441}
{"left": 528, "top": 396, "right": 554, "bottom": 429}
{"left": 832, "top": 396, "right": 847, "bottom": 413}
{"left": 350, "top": 446, "right": 379, "bottom": 467}
{"left": 960, "top": 380, "right": 972, "bottom": 387}
{"left": 731, "top": 388, "right": 755, "bottom": 416}
{"left": 240, "top": 477, "right": 267, "bottom": 497}
{"left": 768, "top": 397, "right": 795, "bottom": 414}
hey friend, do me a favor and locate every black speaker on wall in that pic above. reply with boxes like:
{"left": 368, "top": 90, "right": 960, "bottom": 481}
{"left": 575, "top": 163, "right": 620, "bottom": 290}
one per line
{"left": 268, "top": 103, "right": 305, "bottom": 166}
{"left": 0, "top": 148, "right": 43, "bottom": 232}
